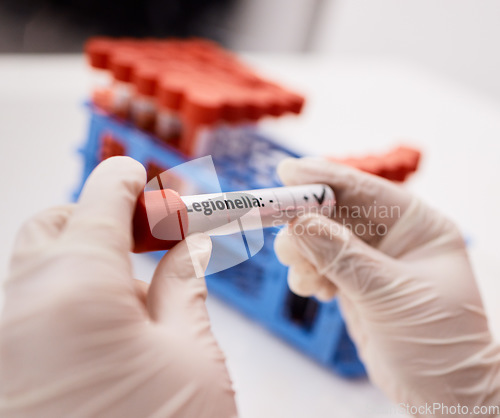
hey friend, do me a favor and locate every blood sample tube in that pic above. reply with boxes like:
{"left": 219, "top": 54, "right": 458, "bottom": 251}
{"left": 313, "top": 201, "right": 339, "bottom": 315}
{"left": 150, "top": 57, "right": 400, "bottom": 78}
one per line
{"left": 109, "top": 48, "right": 139, "bottom": 119}
{"left": 131, "top": 60, "right": 163, "bottom": 131}
{"left": 156, "top": 72, "right": 186, "bottom": 142}
{"left": 85, "top": 37, "right": 115, "bottom": 111}
{"left": 133, "top": 184, "right": 335, "bottom": 253}
{"left": 155, "top": 63, "right": 200, "bottom": 142}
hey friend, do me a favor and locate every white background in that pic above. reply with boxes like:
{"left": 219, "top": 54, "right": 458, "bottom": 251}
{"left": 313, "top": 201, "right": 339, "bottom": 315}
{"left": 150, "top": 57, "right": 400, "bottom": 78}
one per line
{"left": 227, "top": 0, "right": 500, "bottom": 102}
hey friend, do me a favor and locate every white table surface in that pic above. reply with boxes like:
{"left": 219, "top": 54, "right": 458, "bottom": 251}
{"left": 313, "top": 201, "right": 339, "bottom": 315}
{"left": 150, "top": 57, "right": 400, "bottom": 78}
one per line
{"left": 1, "top": 54, "right": 500, "bottom": 417}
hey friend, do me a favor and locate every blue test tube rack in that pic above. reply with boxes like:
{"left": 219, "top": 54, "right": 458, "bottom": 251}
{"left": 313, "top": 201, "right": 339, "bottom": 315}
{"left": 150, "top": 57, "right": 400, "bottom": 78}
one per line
{"left": 74, "top": 106, "right": 366, "bottom": 378}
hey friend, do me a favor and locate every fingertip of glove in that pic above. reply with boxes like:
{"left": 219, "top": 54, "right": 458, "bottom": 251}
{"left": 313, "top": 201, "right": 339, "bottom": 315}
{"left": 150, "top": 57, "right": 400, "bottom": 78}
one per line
{"left": 315, "top": 280, "right": 338, "bottom": 302}
{"left": 185, "top": 233, "right": 212, "bottom": 252}
{"left": 101, "top": 155, "right": 145, "bottom": 171}
{"left": 277, "top": 158, "right": 300, "bottom": 185}
{"left": 291, "top": 213, "right": 343, "bottom": 237}
{"left": 287, "top": 262, "right": 324, "bottom": 296}
{"left": 288, "top": 214, "right": 351, "bottom": 260}
{"left": 277, "top": 157, "right": 350, "bottom": 186}
{"left": 185, "top": 233, "right": 213, "bottom": 275}
{"left": 100, "top": 156, "right": 147, "bottom": 185}
{"left": 273, "top": 227, "right": 296, "bottom": 266}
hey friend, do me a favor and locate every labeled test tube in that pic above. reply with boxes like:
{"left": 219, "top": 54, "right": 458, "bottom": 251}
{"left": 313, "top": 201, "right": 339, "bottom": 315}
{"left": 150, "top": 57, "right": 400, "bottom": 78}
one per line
{"left": 133, "top": 184, "right": 335, "bottom": 253}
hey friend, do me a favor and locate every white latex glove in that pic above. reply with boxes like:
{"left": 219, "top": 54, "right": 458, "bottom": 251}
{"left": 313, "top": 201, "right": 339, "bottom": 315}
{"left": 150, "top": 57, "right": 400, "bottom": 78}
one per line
{"left": 0, "top": 157, "right": 237, "bottom": 418}
{"left": 274, "top": 157, "right": 500, "bottom": 417}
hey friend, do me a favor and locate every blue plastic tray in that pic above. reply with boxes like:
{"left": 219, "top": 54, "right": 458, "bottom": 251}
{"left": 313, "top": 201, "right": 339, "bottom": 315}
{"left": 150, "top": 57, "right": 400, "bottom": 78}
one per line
{"left": 74, "top": 107, "right": 366, "bottom": 377}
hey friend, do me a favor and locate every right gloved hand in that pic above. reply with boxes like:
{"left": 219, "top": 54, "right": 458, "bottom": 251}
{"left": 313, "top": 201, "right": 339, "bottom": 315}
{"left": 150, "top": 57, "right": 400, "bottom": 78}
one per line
{"left": 274, "top": 157, "right": 500, "bottom": 416}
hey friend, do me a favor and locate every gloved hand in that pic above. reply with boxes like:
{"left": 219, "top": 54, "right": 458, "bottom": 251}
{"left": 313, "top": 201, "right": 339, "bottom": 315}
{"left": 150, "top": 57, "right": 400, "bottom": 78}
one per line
{"left": 0, "top": 157, "right": 237, "bottom": 418}
{"left": 274, "top": 157, "right": 500, "bottom": 416}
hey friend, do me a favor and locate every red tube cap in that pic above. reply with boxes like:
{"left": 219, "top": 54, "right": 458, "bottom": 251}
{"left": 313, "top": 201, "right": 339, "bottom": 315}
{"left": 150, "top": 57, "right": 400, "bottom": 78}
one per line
{"left": 85, "top": 37, "right": 115, "bottom": 69}
{"left": 133, "top": 188, "right": 189, "bottom": 253}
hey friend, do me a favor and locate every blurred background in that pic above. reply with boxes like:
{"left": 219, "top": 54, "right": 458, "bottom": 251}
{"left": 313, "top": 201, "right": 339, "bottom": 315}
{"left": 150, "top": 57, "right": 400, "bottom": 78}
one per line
{"left": 2, "top": 0, "right": 500, "bottom": 100}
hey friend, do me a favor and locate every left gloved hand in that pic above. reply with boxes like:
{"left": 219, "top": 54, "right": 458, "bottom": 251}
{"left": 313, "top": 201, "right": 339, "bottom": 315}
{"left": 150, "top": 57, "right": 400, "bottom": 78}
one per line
{"left": 0, "top": 157, "right": 237, "bottom": 418}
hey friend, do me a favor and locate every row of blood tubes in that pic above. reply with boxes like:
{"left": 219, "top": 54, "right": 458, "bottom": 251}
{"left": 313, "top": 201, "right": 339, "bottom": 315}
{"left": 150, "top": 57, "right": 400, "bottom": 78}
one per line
{"left": 85, "top": 37, "right": 305, "bottom": 156}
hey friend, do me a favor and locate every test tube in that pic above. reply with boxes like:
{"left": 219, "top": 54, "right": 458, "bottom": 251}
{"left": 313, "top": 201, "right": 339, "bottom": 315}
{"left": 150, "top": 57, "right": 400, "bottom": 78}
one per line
{"left": 131, "top": 60, "right": 163, "bottom": 131}
{"left": 85, "top": 37, "right": 115, "bottom": 111}
{"left": 155, "top": 64, "right": 199, "bottom": 143}
{"left": 133, "top": 184, "right": 335, "bottom": 253}
{"left": 108, "top": 48, "right": 139, "bottom": 119}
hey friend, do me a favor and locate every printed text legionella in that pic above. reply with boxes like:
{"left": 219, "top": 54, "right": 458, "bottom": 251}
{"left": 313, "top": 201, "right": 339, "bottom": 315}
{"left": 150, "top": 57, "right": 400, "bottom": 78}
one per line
{"left": 187, "top": 196, "right": 262, "bottom": 216}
